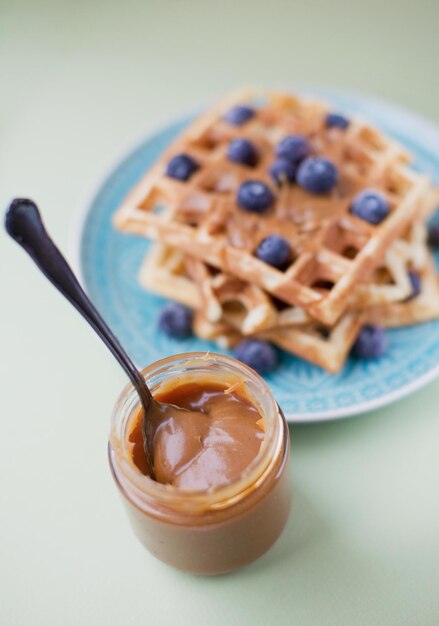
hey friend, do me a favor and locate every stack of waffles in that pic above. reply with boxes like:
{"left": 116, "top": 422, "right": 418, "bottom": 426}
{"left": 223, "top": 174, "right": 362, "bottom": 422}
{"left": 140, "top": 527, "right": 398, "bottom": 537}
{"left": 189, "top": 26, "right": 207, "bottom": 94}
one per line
{"left": 114, "top": 89, "right": 439, "bottom": 372}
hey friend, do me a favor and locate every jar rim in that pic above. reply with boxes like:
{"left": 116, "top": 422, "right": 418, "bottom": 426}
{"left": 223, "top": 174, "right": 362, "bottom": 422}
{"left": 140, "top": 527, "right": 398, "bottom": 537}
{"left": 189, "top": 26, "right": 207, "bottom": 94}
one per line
{"left": 109, "top": 352, "right": 285, "bottom": 516}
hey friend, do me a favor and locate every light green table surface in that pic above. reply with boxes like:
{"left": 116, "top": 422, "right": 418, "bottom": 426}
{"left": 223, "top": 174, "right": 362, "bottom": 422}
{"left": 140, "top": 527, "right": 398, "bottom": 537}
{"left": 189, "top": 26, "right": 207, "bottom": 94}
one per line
{"left": 1, "top": 1, "right": 439, "bottom": 624}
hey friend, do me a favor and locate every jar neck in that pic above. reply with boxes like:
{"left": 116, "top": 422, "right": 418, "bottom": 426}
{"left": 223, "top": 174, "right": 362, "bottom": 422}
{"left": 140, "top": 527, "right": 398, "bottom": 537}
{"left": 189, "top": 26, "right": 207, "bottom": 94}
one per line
{"left": 109, "top": 353, "right": 284, "bottom": 518}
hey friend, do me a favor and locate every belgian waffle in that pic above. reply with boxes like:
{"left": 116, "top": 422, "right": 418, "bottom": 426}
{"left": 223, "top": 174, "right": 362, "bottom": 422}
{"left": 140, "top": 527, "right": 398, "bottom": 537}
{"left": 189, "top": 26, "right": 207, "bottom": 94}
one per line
{"left": 140, "top": 217, "right": 431, "bottom": 334}
{"left": 139, "top": 235, "right": 439, "bottom": 372}
{"left": 191, "top": 250, "right": 439, "bottom": 371}
{"left": 114, "top": 89, "right": 432, "bottom": 325}
{"left": 195, "top": 256, "right": 439, "bottom": 372}
{"left": 141, "top": 244, "right": 364, "bottom": 372}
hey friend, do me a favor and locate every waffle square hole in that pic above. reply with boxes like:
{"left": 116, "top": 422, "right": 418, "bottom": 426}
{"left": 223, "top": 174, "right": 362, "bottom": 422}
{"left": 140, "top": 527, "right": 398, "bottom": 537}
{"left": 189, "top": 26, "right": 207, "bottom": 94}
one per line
{"left": 316, "top": 325, "right": 331, "bottom": 340}
{"left": 271, "top": 296, "right": 291, "bottom": 311}
{"left": 341, "top": 245, "right": 358, "bottom": 260}
{"left": 357, "top": 127, "right": 386, "bottom": 152}
{"left": 199, "top": 169, "right": 239, "bottom": 194}
{"left": 206, "top": 263, "right": 221, "bottom": 277}
{"left": 384, "top": 169, "right": 413, "bottom": 199}
{"left": 223, "top": 301, "right": 250, "bottom": 320}
{"left": 311, "top": 279, "right": 335, "bottom": 292}
{"left": 371, "top": 266, "right": 396, "bottom": 286}
{"left": 341, "top": 146, "right": 375, "bottom": 179}
{"left": 191, "top": 130, "right": 224, "bottom": 153}
{"left": 173, "top": 192, "right": 213, "bottom": 224}
{"left": 295, "top": 257, "right": 338, "bottom": 293}
{"left": 323, "top": 220, "right": 370, "bottom": 259}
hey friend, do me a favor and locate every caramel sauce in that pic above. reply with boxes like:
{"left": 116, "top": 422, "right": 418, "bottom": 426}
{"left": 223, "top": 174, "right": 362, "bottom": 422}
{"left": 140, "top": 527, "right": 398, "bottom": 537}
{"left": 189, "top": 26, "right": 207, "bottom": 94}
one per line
{"left": 129, "top": 382, "right": 264, "bottom": 490}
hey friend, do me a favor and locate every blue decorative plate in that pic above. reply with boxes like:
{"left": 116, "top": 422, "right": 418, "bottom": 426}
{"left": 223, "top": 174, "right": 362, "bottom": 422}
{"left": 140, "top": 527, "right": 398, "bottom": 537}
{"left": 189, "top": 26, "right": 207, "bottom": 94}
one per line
{"left": 77, "top": 88, "right": 439, "bottom": 422}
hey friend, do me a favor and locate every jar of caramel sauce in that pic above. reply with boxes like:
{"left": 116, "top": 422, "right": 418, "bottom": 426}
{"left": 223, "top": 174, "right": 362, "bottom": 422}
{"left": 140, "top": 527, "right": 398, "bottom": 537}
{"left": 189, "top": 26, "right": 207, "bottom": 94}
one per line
{"left": 109, "top": 353, "right": 291, "bottom": 574}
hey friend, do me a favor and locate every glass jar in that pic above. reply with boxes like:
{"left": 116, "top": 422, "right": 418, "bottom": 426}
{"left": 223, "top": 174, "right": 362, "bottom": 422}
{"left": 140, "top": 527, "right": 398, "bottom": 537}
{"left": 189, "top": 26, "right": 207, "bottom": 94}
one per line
{"left": 109, "top": 352, "right": 291, "bottom": 575}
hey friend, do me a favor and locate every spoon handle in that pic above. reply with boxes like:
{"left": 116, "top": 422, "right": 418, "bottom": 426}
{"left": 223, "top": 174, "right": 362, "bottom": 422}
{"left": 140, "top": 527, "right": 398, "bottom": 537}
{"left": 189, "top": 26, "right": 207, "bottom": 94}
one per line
{"left": 5, "top": 198, "right": 153, "bottom": 409}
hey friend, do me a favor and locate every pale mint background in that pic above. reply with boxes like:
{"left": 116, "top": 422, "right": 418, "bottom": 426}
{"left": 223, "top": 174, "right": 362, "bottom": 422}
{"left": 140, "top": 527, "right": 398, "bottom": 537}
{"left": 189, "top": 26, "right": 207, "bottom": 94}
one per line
{"left": 1, "top": 1, "right": 439, "bottom": 625}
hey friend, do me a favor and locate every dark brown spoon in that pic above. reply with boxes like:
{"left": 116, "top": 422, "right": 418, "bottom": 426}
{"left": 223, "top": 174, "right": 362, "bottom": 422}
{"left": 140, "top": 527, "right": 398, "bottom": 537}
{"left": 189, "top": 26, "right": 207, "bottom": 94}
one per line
{"left": 5, "top": 198, "right": 183, "bottom": 480}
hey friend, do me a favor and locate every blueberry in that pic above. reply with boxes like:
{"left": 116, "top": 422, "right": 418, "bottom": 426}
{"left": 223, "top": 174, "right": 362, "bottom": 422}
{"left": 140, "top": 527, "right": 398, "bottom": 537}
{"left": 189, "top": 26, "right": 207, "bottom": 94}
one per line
{"left": 269, "top": 158, "right": 297, "bottom": 185}
{"left": 223, "top": 105, "right": 255, "bottom": 126}
{"left": 405, "top": 270, "right": 421, "bottom": 301}
{"left": 350, "top": 189, "right": 390, "bottom": 225}
{"left": 237, "top": 180, "right": 274, "bottom": 213}
{"left": 234, "top": 339, "right": 278, "bottom": 375}
{"left": 428, "top": 220, "right": 439, "bottom": 247}
{"left": 352, "top": 325, "right": 388, "bottom": 359}
{"left": 227, "top": 138, "right": 258, "bottom": 167}
{"left": 158, "top": 303, "right": 193, "bottom": 338}
{"left": 275, "top": 135, "right": 309, "bottom": 164}
{"left": 296, "top": 157, "right": 338, "bottom": 194}
{"left": 255, "top": 235, "right": 292, "bottom": 270}
{"left": 166, "top": 154, "right": 199, "bottom": 181}
{"left": 326, "top": 112, "right": 350, "bottom": 130}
